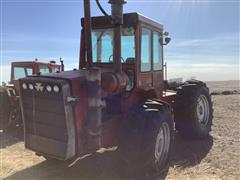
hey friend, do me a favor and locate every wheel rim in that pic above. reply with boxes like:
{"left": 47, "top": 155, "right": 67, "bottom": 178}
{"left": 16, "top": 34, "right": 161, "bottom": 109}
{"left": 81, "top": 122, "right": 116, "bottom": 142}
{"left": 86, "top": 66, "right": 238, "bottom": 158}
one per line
{"left": 197, "top": 94, "right": 210, "bottom": 127}
{"left": 154, "top": 122, "right": 171, "bottom": 165}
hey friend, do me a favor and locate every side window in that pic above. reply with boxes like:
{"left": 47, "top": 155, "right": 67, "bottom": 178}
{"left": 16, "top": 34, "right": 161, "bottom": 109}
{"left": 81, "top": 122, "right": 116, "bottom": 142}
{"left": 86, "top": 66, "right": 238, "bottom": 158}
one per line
{"left": 13, "top": 67, "right": 33, "bottom": 80}
{"left": 39, "top": 66, "right": 50, "bottom": 74}
{"left": 141, "top": 27, "right": 151, "bottom": 72}
{"left": 153, "top": 32, "right": 163, "bottom": 70}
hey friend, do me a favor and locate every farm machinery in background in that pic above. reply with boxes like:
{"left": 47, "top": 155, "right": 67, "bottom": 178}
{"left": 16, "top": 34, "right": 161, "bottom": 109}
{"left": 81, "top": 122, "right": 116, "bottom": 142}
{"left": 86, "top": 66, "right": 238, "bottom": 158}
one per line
{"left": 19, "top": 0, "right": 213, "bottom": 177}
{"left": 0, "top": 59, "right": 64, "bottom": 130}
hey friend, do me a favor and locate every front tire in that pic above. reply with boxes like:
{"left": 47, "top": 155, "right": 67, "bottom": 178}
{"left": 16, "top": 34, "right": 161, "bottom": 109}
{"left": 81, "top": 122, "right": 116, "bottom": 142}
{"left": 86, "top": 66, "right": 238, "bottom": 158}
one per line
{"left": 118, "top": 100, "right": 174, "bottom": 177}
{"left": 174, "top": 81, "right": 213, "bottom": 139}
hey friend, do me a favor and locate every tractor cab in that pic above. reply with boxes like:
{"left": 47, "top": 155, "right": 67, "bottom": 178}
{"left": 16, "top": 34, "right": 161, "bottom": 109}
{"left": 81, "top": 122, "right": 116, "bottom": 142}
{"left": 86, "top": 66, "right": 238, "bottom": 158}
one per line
{"left": 0, "top": 60, "right": 63, "bottom": 131}
{"left": 80, "top": 13, "right": 170, "bottom": 97}
{"left": 11, "top": 61, "right": 61, "bottom": 83}
{"left": 10, "top": 61, "right": 62, "bottom": 95}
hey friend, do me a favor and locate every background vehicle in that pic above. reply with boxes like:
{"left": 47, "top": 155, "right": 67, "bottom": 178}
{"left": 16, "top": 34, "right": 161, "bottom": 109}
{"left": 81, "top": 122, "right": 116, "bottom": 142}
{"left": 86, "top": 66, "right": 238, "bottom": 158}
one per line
{"left": 19, "top": 0, "right": 213, "bottom": 177}
{"left": 0, "top": 59, "right": 63, "bottom": 130}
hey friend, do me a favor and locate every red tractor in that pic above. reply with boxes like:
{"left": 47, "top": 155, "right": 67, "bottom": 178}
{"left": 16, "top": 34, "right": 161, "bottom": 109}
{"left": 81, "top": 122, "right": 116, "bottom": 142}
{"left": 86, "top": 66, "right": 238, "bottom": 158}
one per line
{"left": 0, "top": 59, "right": 63, "bottom": 130}
{"left": 19, "top": 0, "right": 213, "bottom": 177}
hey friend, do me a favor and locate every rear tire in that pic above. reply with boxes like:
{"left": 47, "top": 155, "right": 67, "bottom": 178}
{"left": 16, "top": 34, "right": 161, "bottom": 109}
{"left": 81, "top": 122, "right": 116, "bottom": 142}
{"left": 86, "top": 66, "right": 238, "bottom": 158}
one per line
{"left": 118, "top": 100, "right": 174, "bottom": 178}
{"left": 174, "top": 80, "right": 213, "bottom": 139}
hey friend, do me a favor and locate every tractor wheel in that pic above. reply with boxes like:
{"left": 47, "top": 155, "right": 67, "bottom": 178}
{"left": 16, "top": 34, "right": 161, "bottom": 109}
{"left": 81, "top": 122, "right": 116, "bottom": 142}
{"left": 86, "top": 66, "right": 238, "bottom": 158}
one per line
{"left": 118, "top": 100, "right": 174, "bottom": 178}
{"left": 174, "top": 80, "right": 213, "bottom": 139}
{"left": 0, "top": 88, "right": 11, "bottom": 130}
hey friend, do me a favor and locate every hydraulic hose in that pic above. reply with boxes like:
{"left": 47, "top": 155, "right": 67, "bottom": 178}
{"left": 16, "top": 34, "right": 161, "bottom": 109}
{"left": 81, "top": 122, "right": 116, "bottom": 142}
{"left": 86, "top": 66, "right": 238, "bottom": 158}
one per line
{"left": 95, "top": 0, "right": 117, "bottom": 24}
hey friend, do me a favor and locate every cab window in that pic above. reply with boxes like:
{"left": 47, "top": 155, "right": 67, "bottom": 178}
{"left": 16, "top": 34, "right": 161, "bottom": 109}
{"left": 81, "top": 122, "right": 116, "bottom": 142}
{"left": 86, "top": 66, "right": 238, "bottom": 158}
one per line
{"left": 141, "top": 27, "right": 151, "bottom": 72}
{"left": 39, "top": 66, "right": 50, "bottom": 74}
{"left": 92, "top": 27, "right": 135, "bottom": 63}
{"left": 51, "top": 67, "right": 60, "bottom": 72}
{"left": 92, "top": 29, "right": 113, "bottom": 63}
{"left": 153, "top": 32, "right": 163, "bottom": 70}
{"left": 121, "top": 28, "right": 135, "bottom": 63}
{"left": 13, "top": 67, "right": 32, "bottom": 80}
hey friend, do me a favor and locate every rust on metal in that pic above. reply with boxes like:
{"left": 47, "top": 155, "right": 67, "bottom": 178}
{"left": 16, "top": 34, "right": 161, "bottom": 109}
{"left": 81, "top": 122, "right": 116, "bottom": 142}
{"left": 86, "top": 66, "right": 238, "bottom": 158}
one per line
{"left": 83, "top": 0, "right": 93, "bottom": 68}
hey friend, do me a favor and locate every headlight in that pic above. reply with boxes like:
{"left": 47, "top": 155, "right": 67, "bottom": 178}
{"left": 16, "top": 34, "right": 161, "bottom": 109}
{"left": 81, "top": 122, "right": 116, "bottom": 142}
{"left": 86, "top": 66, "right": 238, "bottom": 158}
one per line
{"left": 29, "top": 84, "right": 34, "bottom": 90}
{"left": 22, "top": 83, "right": 27, "bottom": 89}
{"left": 46, "top": 85, "right": 52, "bottom": 92}
{"left": 53, "top": 85, "right": 60, "bottom": 93}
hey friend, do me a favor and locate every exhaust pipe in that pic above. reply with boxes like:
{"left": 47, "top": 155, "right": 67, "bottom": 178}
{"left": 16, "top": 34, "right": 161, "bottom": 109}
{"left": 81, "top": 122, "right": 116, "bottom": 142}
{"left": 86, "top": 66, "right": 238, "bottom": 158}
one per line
{"left": 83, "top": 0, "right": 93, "bottom": 68}
{"left": 109, "top": 0, "right": 126, "bottom": 25}
{"left": 108, "top": 0, "right": 126, "bottom": 74}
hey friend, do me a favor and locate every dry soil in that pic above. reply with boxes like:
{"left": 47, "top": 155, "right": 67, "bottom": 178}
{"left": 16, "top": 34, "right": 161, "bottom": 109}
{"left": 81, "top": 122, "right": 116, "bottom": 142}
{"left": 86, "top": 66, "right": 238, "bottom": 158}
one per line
{"left": 0, "top": 80, "right": 239, "bottom": 180}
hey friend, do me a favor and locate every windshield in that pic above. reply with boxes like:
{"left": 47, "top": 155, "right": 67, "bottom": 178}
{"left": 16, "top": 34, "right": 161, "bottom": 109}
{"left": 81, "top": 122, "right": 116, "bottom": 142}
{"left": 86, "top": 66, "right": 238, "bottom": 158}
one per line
{"left": 51, "top": 66, "right": 60, "bottom": 73}
{"left": 13, "top": 67, "right": 33, "bottom": 80}
{"left": 92, "top": 27, "right": 135, "bottom": 63}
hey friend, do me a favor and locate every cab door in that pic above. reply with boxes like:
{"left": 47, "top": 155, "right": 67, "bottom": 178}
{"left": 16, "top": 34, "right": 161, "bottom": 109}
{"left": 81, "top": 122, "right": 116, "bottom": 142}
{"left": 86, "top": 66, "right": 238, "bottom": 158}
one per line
{"left": 137, "top": 26, "right": 153, "bottom": 90}
{"left": 152, "top": 31, "right": 164, "bottom": 97}
{"left": 137, "top": 26, "right": 164, "bottom": 98}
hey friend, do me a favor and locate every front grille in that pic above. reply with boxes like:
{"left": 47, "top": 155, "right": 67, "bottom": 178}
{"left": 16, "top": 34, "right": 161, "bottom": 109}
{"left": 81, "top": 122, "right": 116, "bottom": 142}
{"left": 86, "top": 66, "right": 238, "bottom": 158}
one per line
{"left": 20, "top": 77, "right": 75, "bottom": 160}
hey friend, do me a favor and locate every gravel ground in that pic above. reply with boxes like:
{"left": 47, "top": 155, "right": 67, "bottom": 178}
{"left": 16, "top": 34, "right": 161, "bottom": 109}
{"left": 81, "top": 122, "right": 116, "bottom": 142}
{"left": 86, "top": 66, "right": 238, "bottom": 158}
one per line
{"left": 0, "top": 81, "right": 239, "bottom": 180}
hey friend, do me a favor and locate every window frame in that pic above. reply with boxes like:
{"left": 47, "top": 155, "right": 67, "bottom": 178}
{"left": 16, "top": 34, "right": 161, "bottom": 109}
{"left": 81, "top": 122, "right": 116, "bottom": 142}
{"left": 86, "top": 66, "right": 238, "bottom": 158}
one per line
{"left": 139, "top": 25, "right": 164, "bottom": 73}
{"left": 152, "top": 31, "right": 163, "bottom": 72}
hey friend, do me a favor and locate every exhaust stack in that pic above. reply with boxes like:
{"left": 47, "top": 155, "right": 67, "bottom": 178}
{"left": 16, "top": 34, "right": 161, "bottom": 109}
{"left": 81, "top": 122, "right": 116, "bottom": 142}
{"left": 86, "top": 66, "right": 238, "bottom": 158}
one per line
{"left": 83, "top": 0, "right": 93, "bottom": 68}
{"left": 108, "top": 0, "right": 126, "bottom": 74}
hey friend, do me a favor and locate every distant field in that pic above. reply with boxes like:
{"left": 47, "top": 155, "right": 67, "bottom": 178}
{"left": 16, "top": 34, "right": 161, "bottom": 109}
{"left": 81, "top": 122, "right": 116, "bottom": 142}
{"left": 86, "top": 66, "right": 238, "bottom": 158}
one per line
{"left": 206, "top": 80, "right": 240, "bottom": 92}
{"left": 0, "top": 81, "right": 239, "bottom": 180}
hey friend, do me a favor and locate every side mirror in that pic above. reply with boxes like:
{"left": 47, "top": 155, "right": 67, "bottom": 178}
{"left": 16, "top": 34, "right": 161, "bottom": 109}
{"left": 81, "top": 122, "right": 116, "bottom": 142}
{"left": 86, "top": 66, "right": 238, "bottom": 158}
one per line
{"left": 164, "top": 37, "right": 171, "bottom": 45}
{"left": 160, "top": 37, "right": 171, "bottom": 45}
{"left": 164, "top": 31, "right": 169, "bottom": 36}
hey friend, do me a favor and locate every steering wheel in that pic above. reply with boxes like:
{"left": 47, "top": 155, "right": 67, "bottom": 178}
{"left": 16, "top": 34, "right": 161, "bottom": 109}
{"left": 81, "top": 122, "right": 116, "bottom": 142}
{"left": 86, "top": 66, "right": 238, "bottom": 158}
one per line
{"left": 108, "top": 55, "right": 125, "bottom": 63}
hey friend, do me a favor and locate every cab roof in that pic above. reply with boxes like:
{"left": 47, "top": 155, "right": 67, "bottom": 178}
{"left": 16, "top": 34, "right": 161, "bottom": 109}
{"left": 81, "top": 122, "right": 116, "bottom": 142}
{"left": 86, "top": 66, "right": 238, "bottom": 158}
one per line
{"left": 11, "top": 61, "right": 60, "bottom": 67}
{"left": 81, "top": 12, "right": 163, "bottom": 30}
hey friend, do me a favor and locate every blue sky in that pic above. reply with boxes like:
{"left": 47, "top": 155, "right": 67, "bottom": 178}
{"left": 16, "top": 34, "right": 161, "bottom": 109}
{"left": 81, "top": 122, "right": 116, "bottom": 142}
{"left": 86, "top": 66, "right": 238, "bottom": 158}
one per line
{"left": 0, "top": 0, "right": 239, "bottom": 82}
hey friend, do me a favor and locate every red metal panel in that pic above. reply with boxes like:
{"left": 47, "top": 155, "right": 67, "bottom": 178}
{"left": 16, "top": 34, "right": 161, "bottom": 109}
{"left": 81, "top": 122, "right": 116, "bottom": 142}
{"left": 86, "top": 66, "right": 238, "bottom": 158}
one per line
{"left": 153, "top": 71, "right": 164, "bottom": 98}
{"left": 160, "top": 91, "right": 176, "bottom": 108}
{"left": 69, "top": 76, "right": 88, "bottom": 156}
{"left": 137, "top": 73, "right": 153, "bottom": 90}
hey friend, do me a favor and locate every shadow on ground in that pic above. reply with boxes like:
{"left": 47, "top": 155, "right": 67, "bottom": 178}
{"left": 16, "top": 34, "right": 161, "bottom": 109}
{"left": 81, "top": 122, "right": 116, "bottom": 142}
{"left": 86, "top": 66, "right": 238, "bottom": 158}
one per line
{"left": 170, "top": 134, "right": 213, "bottom": 168}
{"left": 0, "top": 127, "right": 23, "bottom": 149}
{"left": 4, "top": 133, "right": 213, "bottom": 180}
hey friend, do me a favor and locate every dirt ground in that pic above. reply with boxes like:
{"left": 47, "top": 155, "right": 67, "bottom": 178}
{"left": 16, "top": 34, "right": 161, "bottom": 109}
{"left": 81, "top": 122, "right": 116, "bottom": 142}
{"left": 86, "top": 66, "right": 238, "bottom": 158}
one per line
{"left": 0, "top": 81, "right": 239, "bottom": 180}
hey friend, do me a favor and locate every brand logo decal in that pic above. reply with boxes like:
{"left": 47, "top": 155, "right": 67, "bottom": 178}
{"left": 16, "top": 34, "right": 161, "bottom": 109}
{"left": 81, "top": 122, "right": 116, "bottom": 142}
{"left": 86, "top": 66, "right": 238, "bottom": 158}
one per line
{"left": 35, "top": 83, "right": 44, "bottom": 92}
